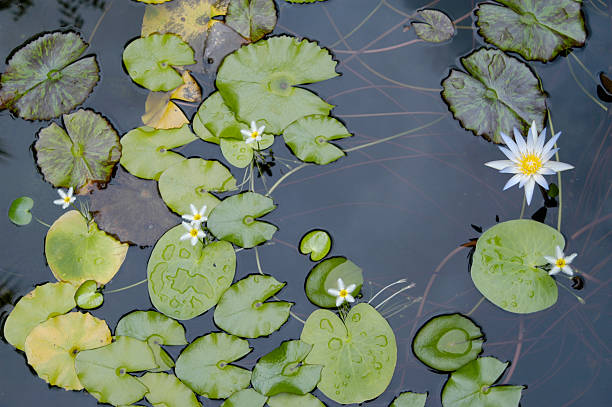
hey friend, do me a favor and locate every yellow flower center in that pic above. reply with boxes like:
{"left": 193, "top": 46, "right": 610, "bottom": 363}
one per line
{"left": 193, "top": 214, "right": 201, "bottom": 221}
{"left": 190, "top": 229, "right": 199, "bottom": 237}
{"left": 251, "top": 131, "right": 259, "bottom": 139}
{"left": 63, "top": 196, "right": 71, "bottom": 203}
{"left": 518, "top": 153, "right": 542, "bottom": 175}
{"left": 339, "top": 289, "right": 348, "bottom": 298}
{"left": 556, "top": 258, "right": 566, "bottom": 268}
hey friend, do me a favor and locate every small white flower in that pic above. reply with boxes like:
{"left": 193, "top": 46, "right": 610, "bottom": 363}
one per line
{"left": 53, "top": 187, "right": 76, "bottom": 209}
{"left": 242, "top": 120, "right": 265, "bottom": 145}
{"left": 327, "top": 278, "right": 356, "bottom": 307}
{"left": 180, "top": 221, "right": 205, "bottom": 246}
{"left": 182, "top": 204, "right": 207, "bottom": 225}
{"left": 544, "top": 246, "right": 577, "bottom": 276}
{"left": 485, "top": 121, "right": 574, "bottom": 205}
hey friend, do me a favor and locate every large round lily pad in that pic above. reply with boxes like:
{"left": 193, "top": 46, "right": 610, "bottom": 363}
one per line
{"left": 148, "top": 225, "right": 236, "bottom": 320}
{"left": 221, "top": 388, "right": 268, "bottom": 407}
{"left": 226, "top": 0, "right": 277, "bottom": 42}
{"left": 441, "top": 48, "right": 547, "bottom": 144}
{"left": 301, "top": 303, "right": 397, "bottom": 404}
{"left": 175, "top": 332, "right": 252, "bottom": 399}
{"left": 283, "top": 115, "right": 352, "bottom": 165}
{"left": 45, "top": 211, "right": 129, "bottom": 285}
{"left": 139, "top": 372, "right": 201, "bottom": 407}
{"left": 35, "top": 109, "right": 121, "bottom": 193}
{"left": 471, "top": 219, "right": 563, "bottom": 313}
{"left": 24, "top": 312, "right": 111, "bottom": 390}
{"left": 0, "top": 31, "right": 99, "bottom": 120}
{"left": 305, "top": 257, "right": 363, "bottom": 308}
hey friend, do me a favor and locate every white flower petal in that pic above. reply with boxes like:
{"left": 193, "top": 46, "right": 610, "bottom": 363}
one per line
{"left": 555, "top": 246, "right": 563, "bottom": 258}
{"left": 62, "top": 202, "right": 70, "bottom": 209}
{"left": 543, "top": 161, "right": 574, "bottom": 172}
{"left": 527, "top": 121, "right": 538, "bottom": 152}
{"left": 518, "top": 174, "right": 530, "bottom": 188}
{"left": 541, "top": 147, "right": 559, "bottom": 163}
{"left": 67, "top": 186, "right": 74, "bottom": 196}
{"left": 180, "top": 233, "right": 191, "bottom": 241}
{"left": 328, "top": 289, "right": 340, "bottom": 296}
{"left": 548, "top": 266, "right": 560, "bottom": 275}
{"left": 250, "top": 121, "right": 258, "bottom": 132}
{"left": 337, "top": 278, "right": 345, "bottom": 290}
{"left": 241, "top": 129, "right": 252, "bottom": 138}
{"left": 524, "top": 178, "right": 536, "bottom": 205}
{"left": 543, "top": 256, "right": 556, "bottom": 264}
{"left": 533, "top": 173, "right": 548, "bottom": 189}
{"left": 182, "top": 221, "right": 193, "bottom": 232}
{"left": 499, "top": 146, "right": 518, "bottom": 161}
{"left": 500, "top": 166, "right": 521, "bottom": 174}
{"left": 345, "top": 284, "right": 356, "bottom": 294}
{"left": 245, "top": 138, "right": 255, "bottom": 144}
{"left": 336, "top": 296, "right": 344, "bottom": 307}
{"left": 503, "top": 174, "right": 523, "bottom": 190}
{"left": 539, "top": 167, "right": 556, "bottom": 175}
{"left": 513, "top": 128, "right": 527, "bottom": 153}
{"left": 182, "top": 214, "right": 194, "bottom": 221}
{"left": 345, "top": 294, "right": 355, "bottom": 303}
{"left": 57, "top": 189, "right": 67, "bottom": 199}
{"left": 536, "top": 127, "right": 546, "bottom": 152}
{"left": 190, "top": 236, "right": 198, "bottom": 246}
{"left": 485, "top": 160, "right": 514, "bottom": 170}
{"left": 199, "top": 205, "right": 207, "bottom": 215}
{"left": 189, "top": 203, "right": 196, "bottom": 214}
{"left": 501, "top": 132, "right": 521, "bottom": 158}
{"left": 565, "top": 253, "right": 577, "bottom": 264}
{"left": 561, "top": 265, "right": 574, "bottom": 275}
{"left": 257, "top": 125, "right": 265, "bottom": 135}
{"left": 53, "top": 199, "right": 65, "bottom": 205}
{"left": 542, "top": 132, "right": 561, "bottom": 154}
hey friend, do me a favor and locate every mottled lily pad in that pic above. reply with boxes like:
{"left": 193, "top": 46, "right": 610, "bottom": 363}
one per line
{"left": 142, "top": 71, "right": 201, "bottom": 129}
{"left": 471, "top": 219, "right": 563, "bottom": 313}
{"left": 214, "top": 274, "right": 292, "bottom": 338}
{"left": 305, "top": 257, "right": 363, "bottom": 308}
{"left": 390, "top": 392, "right": 428, "bottom": 407}
{"left": 221, "top": 388, "right": 268, "bottom": 407}
{"left": 283, "top": 115, "right": 351, "bottom": 165}
{"left": 35, "top": 109, "right": 121, "bottom": 193}
{"left": 299, "top": 229, "right": 332, "bottom": 261}
{"left": 0, "top": 31, "right": 99, "bottom": 120}
{"left": 441, "top": 48, "right": 547, "bottom": 143}
{"left": 8, "top": 196, "right": 33, "bottom": 226}
{"left": 139, "top": 372, "right": 201, "bottom": 407}
{"left": 267, "top": 393, "right": 325, "bottom": 406}
{"left": 226, "top": 0, "right": 277, "bottom": 42}
{"left": 175, "top": 332, "right": 252, "bottom": 399}
{"left": 203, "top": 22, "right": 248, "bottom": 78}
{"left": 301, "top": 303, "right": 397, "bottom": 404}
{"left": 24, "top": 312, "right": 112, "bottom": 390}
{"left": 74, "top": 280, "right": 103, "bottom": 309}
{"left": 412, "top": 9, "right": 455, "bottom": 43}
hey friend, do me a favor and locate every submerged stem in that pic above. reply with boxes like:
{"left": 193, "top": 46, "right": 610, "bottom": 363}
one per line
{"left": 105, "top": 278, "right": 147, "bottom": 294}
{"left": 374, "top": 282, "right": 415, "bottom": 310}
{"left": 466, "top": 296, "right": 486, "bottom": 316}
{"left": 555, "top": 278, "right": 585, "bottom": 304}
{"left": 34, "top": 217, "right": 51, "bottom": 228}
{"left": 547, "top": 112, "right": 563, "bottom": 232}
{"left": 265, "top": 163, "right": 309, "bottom": 197}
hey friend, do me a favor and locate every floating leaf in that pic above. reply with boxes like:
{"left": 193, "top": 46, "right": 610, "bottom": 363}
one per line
{"left": 208, "top": 192, "right": 277, "bottom": 248}
{"left": 35, "top": 109, "right": 121, "bottom": 193}
{"left": 299, "top": 229, "right": 332, "bottom": 261}
{"left": 45, "top": 211, "right": 129, "bottom": 285}
{"left": 214, "top": 274, "right": 292, "bottom": 338}
{"left": 120, "top": 124, "right": 197, "bottom": 180}
{"left": 139, "top": 372, "right": 200, "bottom": 407}
{"left": 283, "top": 115, "right": 351, "bottom": 165}
{"left": 203, "top": 22, "right": 248, "bottom": 77}
{"left": 24, "top": 312, "right": 111, "bottom": 390}
{"left": 148, "top": 226, "right": 236, "bottom": 320}
{"left": 471, "top": 219, "right": 563, "bottom": 313}
{"left": 226, "top": 0, "right": 277, "bottom": 42}
{"left": 412, "top": 313, "right": 484, "bottom": 372}
{"left": 8, "top": 196, "right": 33, "bottom": 226}
{"left": 158, "top": 158, "right": 236, "bottom": 217}
{"left": 75, "top": 280, "right": 103, "bottom": 309}
{"left": 216, "top": 36, "right": 338, "bottom": 134}
{"left": 175, "top": 332, "right": 252, "bottom": 399}
{"left": 3, "top": 282, "right": 77, "bottom": 351}
{"left": 305, "top": 257, "right": 363, "bottom": 308}
{"left": 137, "top": 0, "right": 173, "bottom": 3}
{"left": 267, "top": 393, "right": 325, "bottom": 406}
{"left": 601, "top": 72, "right": 612, "bottom": 94}
{"left": 221, "top": 388, "right": 268, "bottom": 407}
{"left": 412, "top": 9, "right": 455, "bottom": 43}
{"left": 0, "top": 31, "right": 99, "bottom": 120}
{"left": 142, "top": 71, "right": 201, "bottom": 129}
{"left": 301, "top": 303, "right": 397, "bottom": 404}
{"left": 476, "top": 0, "right": 586, "bottom": 62}
{"left": 390, "top": 392, "right": 428, "bottom": 407}
{"left": 441, "top": 357, "right": 524, "bottom": 407}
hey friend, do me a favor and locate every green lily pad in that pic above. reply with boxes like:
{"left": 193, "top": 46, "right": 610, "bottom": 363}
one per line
{"left": 476, "top": 0, "right": 586, "bottom": 62}
{"left": 267, "top": 393, "right": 325, "bottom": 406}
{"left": 75, "top": 280, "right": 103, "bottom": 309}
{"left": 221, "top": 388, "right": 268, "bottom": 407}
{"left": 299, "top": 229, "right": 332, "bottom": 261}
{"left": 208, "top": 192, "right": 277, "bottom": 248}
{"left": 193, "top": 91, "right": 243, "bottom": 144}
{"left": 24, "top": 312, "right": 112, "bottom": 390}
{"left": 390, "top": 392, "right": 428, "bottom": 407}
{"left": 148, "top": 226, "right": 236, "bottom": 320}
{"left": 226, "top": 0, "right": 277, "bottom": 42}
{"left": 441, "top": 48, "right": 547, "bottom": 144}
{"left": 283, "top": 115, "right": 351, "bottom": 165}
{"left": 300, "top": 303, "right": 397, "bottom": 404}
{"left": 158, "top": 158, "right": 237, "bottom": 217}
{"left": 471, "top": 219, "right": 563, "bottom": 313}
{"left": 251, "top": 340, "right": 321, "bottom": 396}
{"left": 441, "top": 357, "right": 524, "bottom": 407}
{"left": 35, "top": 109, "right": 121, "bottom": 193}
{"left": 214, "top": 274, "right": 292, "bottom": 338}
{"left": 139, "top": 372, "right": 200, "bottom": 407}
{"left": 216, "top": 36, "right": 338, "bottom": 134}
{"left": 8, "top": 196, "right": 34, "bottom": 226}
{"left": 120, "top": 124, "right": 197, "bottom": 180}
{"left": 3, "top": 282, "right": 77, "bottom": 351}
{"left": 0, "top": 31, "right": 99, "bottom": 120}
{"left": 305, "top": 257, "right": 363, "bottom": 308}
{"left": 412, "top": 9, "right": 455, "bottom": 43}
{"left": 412, "top": 313, "right": 484, "bottom": 372}
{"left": 175, "top": 332, "right": 252, "bottom": 399}
{"left": 115, "top": 310, "right": 187, "bottom": 345}
{"left": 123, "top": 33, "right": 195, "bottom": 92}
{"left": 45, "top": 210, "right": 129, "bottom": 285}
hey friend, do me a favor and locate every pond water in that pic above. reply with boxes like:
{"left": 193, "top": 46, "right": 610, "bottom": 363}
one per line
{"left": 1, "top": 0, "right": 611, "bottom": 406}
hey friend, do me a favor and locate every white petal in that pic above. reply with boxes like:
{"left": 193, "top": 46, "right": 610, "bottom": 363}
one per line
{"left": 539, "top": 167, "right": 556, "bottom": 175}
{"left": 241, "top": 129, "right": 252, "bottom": 138}
{"left": 499, "top": 146, "right": 518, "bottom": 161}
{"left": 57, "top": 189, "right": 67, "bottom": 199}
{"left": 250, "top": 121, "right": 258, "bottom": 132}
{"left": 345, "top": 294, "right": 355, "bottom": 303}
{"left": 69, "top": 197, "right": 76, "bottom": 203}
{"left": 501, "top": 132, "right": 520, "bottom": 158}
{"left": 535, "top": 127, "right": 546, "bottom": 152}
{"left": 561, "top": 265, "right": 574, "bottom": 276}
{"left": 527, "top": 121, "right": 538, "bottom": 152}
{"left": 337, "top": 278, "right": 345, "bottom": 290}
{"left": 524, "top": 178, "right": 536, "bottom": 205}
{"left": 500, "top": 165, "right": 521, "bottom": 174}
{"left": 67, "top": 187, "right": 74, "bottom": 197}
{"left": 189, "top": 203, "right": 197, "bottom": 214}
{"left": 182, "top": 214, "right": 194, "bottom": 221}
{"left": 555, "top": 246, "right": 564, "bottom": 258}
{"left": 182, "top": 221, "right": 193, "bottom": 232}
{"left": 485, "top": 160, "right": 514, "bottom": 170}
{"left": 548, "top": 267, "right": 560, "bottom": 275}
{"left": 328, "top": 289, "right": 340, "bottom": 296}
{"left": 345, "top": 284, "right": 356, "bottom": 294}
{"left": 533, "top": 173, "right": 548, "bottom": 189}
{"left": 518, "top": 175, "right": 530, "bottom": 188}
{"left": 255, "top": 135, "right": 262, "bottom": 142}
{"left": 62, "top": 202, "right": 70, "bottom": 209}
{"left": 197, "top": 230, "right": 206, "bottom": 239}
{"left": 53, "top": 199, "right": 65, "bottom": 205}
{"left": 190, "top": 236, "right": 198, "bottom": 246}
{"left": 513, "top": 128, "right": 527, "bottom": 153}
{"left": 245, "top": 138, "right": 255, "bottom": 144}
{"left": 199, "top": 205, "right": 207, "bottom": 215}
{"left": 565, "top": 253, "right": 577, "bottom": 264}
{"left": 257, "top": 125, "right": 265, "bottom": 135}
{"left": 543, "top": 161, "right": 574, "bottom": 172}
{"left": 180, "top": 233, "right": 191, "bottom": 241}
{"left": 543, "top": 256, "right": 556, "bottom": 264}
{"left": 542, "top": 132, "right": 561, "bottom": 154}
{"left": 503, "top": 174, "right": 523, "bottom": 190}
{"left": 541, "top": 147, "right": 559, "bottom": 163}
{"left": 336, "top": 296, "right": 344, "bottom": 307}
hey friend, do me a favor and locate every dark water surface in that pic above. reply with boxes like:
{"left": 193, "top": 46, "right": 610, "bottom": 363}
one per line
{"left": 1, "top": 0, "right": 611, "bottom": 406}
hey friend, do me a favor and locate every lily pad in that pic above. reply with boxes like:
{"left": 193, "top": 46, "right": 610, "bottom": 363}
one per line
{"left": 175, "top": 332, "right": 252, "bottom": 399}
{"left": 3, "top": 282, "right": 77, "bottom": 351}
{"left": 35, "top": 109, "right": 121, "bottom": 193}
{"left": 283, "top": 115, "right": 351, "bottom": 165}
{"left": 75, "top": 335, "right": 158, "bottom": 405}
{"left": 390, "top": 392, "right": 428, "bottom": 407}
{"left": 75, "top": 280, "right": 103, "bottom": 309}
{"left": 471, "top": 219, "right": 563, "bottom": 313}
{"left": 203, "top": 22, "right": 248, "bottom": 78}
{"left": 115, "top": 310, "right": 187, "bottom": 345}
{"left": 305, "top": 257, "right": 363, "bottom": 308}
{"left": 216, "top": 36, "right": 338, "bottom": 134}
{"left": 441, "top": 48, "right": 547, "bottom": 144}
{"left": 120, "top": 124, "right": 197, "bottom": 180}
{"left": 221, "top": 388, "right": 268, "bottom": 407}
{"left": 0, "top": 31, "right": 99, "bottom": 120}
{"left": 441, "top": 357, "right": 524, "bottom": 407}
{"left": 300, "top": 303, "right": 397, "bottom": 404}
{"left": 139, "top": 372, "right": 200, "bottom": 407}
{"left": 299, "top": 229, "right": 332, "bottom": 261}
{"left": 8, "top": 196, "right": 33, "bottom": 226}
{"left": 267, "top": 393, "right": 325, "bottom": 406}
{"left": 45, "top": 210, "right": 129, "bottom": 285}
{"left": 24, "top": 312, "right": 112, "bottom": 390}
{"left": 214, "top": 274, "right": 292, "bottom": 338}
{"left": 252, "top": 340, "right": 321, "bottom": 396}
{"left": 208, "top": 192, "right": 277, "bottom": 248}
{"left": 412, "top": 313, "right": 484, "bottom": 372}
{"left": 476, "top": 0, "right": 586, "bottom": 62}
{"left": 148, "top": 226, "right": 236, "bottom": 320}
{"left": 158, "top": 158, "right": 237, "bottom": 217}
{"left": 412, "top": 9, "right": 455, "bottom": 43}
{"left": 226, "top": 0, "right": 277, "bottom": 42}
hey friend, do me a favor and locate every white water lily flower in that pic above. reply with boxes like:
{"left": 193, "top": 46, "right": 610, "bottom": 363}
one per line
{"left": 182, "top": 204, "right": 207, "bottom": 225}
{"left": 180, "top": 221, "right": 205, "bottom": 246}
{"left": 327, "top": 278, "right": 356, "bottom": 307}
{"left": 242, "top": 120, "right": 265, "bottom": 145}
{"left": 485, "top": 121, "right": 574, "bottom": 205}
{"left": 544, "top": 245, "right": 577, "bottom": 276}
{"left": 53, "top": 187, "right": 76, "bottom": 209}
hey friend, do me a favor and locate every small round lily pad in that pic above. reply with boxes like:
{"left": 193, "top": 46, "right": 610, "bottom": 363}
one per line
{"left": 221, "top": 388, "right": 268, "bottom": 407}
{"left": 74, "top": 280, "right": 103, "bottom": 309}
{"left": 412, "top": 9, "right": 455, "bottom": 43}
{"left": 390, "top": 391, "right": 428, "bottom": 407}
{"left": 283, "top": 115, "right": 352, "bottom": 165}
{"left": 8, "top": 196, "right": 34, "bottom": 226}
{"left": 305, "top": 257, "right": 363, "bottom": 308}
{"left": 226, "top": 0, "right": 277, "bottom": 42}
{"left": 139, "top": 372, "right": 200, "bottom": 407}
{"left": 267, "top": 393, "right": 325, "bottom": 407}
{"left": 299, "top": 229, "right": 332, "bottom": 261}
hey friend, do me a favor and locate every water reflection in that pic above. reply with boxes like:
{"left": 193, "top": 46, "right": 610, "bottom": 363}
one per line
{"left": 0, "top": 0, "right": 105, "bottom": 28}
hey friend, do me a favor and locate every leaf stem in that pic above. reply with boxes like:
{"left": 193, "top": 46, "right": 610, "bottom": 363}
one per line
{"left": 87, "top": 0, "right": 115, "bottom": 45}
{"left": 566, "top": 57, "right": 608, "bottom": 112}
{"left": 555, "top": 278, "right": 585, "bottom": 304}
{"left": 265, "top": 163, "right": 309, "bottom": 197}
{"left": 547, "top": 112, "right": 563, "bottom": 232}
{"left": 105, "top": 278, "right": 147, "bottom": 294}
{"left": 519, "top": 195, "right": 526, "bottom": 219}
{"left": 374, "top": 282, "right": 415, "bottom": 310}
{"left": 34, "top": 217, "right": 51, "bottom": 228}
{"left": 466, "top": 296, "right": 486, "bottom": 316}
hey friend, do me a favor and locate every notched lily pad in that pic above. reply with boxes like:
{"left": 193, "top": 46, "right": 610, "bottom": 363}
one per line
{"left": 299, "top": 229, "right": 332, "bottom": 261}
{"left": 221, "top": 388, "right": 268, "bottom": 407}
{"left": 75, "top": 280, "right": 103, "bottom": 309}
{"left": 412, "top": 9, "right": 455, "bottom": 43}
{"left": 390, "top": 391, "right": 428, "bottom": 407}
{"left": 305, "top": 257, "right": 363, "bottom": 308}
{"left": 283, "top": 115, "right": 351, "bottom": 165}
{"left": 226, "top": 0, "right": 277, "bottom": 42}
{"left": 139, "top": 372, "right": 201, "bottom": 407}
{"left": 8, "top": 196, "right": 34, "bottom": 226}
{"left": 267, "top": 393, "right": 325, "bottom": 406}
